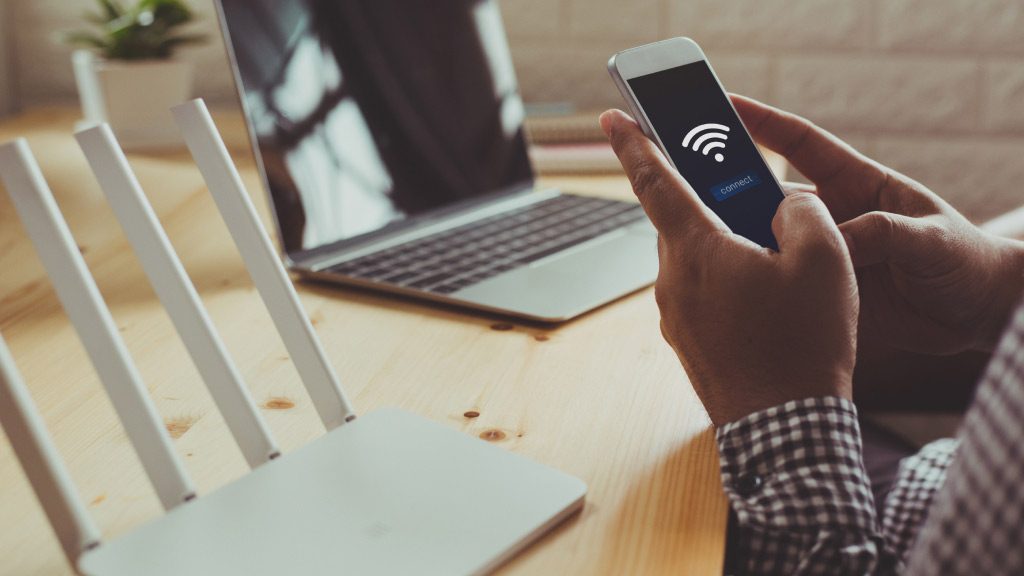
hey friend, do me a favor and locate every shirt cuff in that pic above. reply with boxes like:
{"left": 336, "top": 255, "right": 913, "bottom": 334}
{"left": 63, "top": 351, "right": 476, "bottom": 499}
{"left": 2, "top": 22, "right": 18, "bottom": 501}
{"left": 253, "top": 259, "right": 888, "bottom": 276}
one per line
{"left": 716, "top": 396, "right": 878, "bottom": 533}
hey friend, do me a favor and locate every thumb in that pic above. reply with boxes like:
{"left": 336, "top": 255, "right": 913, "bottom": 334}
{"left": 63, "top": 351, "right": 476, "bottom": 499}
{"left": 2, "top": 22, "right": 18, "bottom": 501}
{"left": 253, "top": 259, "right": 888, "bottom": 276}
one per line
{"left": 771, "top": 192, "right": 847, "bottom": 260}
{"left": 838, "top": 211, "right": 938, "bottom": 268}
{"left": 599, "top": 109, "right": 726, "bottom": 240}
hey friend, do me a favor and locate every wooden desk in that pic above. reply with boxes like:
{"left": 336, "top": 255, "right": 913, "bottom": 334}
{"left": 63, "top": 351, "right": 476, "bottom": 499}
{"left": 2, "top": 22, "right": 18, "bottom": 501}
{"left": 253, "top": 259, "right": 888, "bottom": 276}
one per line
{"left": 0, "top": 108, "right": 731, "bottom": 575}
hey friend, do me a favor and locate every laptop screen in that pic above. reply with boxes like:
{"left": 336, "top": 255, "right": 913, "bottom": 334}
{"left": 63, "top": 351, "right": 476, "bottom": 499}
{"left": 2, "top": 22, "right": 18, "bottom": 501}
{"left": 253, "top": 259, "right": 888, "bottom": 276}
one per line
{"left": 216, "top": 0, "right": 533, "bottom": 255}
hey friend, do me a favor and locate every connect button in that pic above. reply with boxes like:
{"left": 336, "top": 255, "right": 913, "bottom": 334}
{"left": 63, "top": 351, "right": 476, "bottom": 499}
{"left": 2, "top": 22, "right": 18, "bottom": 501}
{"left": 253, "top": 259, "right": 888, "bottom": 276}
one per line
{"left": 711, "top": 171, "right": 761, "bottom": 202}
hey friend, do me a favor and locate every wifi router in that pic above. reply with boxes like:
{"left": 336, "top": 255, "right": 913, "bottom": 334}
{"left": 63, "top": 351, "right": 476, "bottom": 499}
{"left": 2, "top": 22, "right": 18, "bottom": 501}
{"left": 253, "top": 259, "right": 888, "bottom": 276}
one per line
{"left": 0, "top": 100, "right": 586, "bottom": 575}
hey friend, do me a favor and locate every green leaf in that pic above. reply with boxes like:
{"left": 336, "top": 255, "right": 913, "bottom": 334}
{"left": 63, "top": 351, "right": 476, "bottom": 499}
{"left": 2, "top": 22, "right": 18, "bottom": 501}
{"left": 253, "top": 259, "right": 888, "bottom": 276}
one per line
{"left": 96, "top": 0, "right": 124, "bottom": 21}
{"left": 141, "top": 0, "right": 193, "bottom": 26}
{"left": 83, "top": 10, "right": 110, "bottom": 25}
{"left": 71, "top": 0, "right": 204, "bottom": 60}
{"left": 63, "top": 31, "right": 111, "bottom": 53}
{"left": 155, "top": 33, "right": 207, "bottom": 53}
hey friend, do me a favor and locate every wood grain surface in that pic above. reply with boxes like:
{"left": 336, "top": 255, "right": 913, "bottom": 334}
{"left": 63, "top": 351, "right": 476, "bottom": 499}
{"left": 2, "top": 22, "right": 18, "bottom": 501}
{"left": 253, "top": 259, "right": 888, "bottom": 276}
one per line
{"left": 0, "top": 108, "right": 778, "bottom": 575}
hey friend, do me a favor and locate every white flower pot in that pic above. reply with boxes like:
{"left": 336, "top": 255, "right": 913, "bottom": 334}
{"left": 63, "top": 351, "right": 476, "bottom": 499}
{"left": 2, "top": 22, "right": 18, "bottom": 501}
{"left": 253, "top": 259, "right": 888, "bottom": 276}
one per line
{"left": 72, "top": 50, "right": 194, "bottom": 150}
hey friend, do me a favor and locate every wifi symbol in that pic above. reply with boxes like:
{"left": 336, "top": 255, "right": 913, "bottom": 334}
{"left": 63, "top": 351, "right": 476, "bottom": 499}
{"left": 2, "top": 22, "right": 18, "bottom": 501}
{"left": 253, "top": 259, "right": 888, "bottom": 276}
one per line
{"left": 682, "top": 123, "right": 730, "bottom": 162}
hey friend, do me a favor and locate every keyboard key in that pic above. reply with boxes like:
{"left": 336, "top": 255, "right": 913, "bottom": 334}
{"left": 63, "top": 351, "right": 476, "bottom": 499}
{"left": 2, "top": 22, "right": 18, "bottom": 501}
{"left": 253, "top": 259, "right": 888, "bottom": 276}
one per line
{"left": 407, "top": 272, "right": 453, "bottom": 289}
{"left": 378, "top": 270, "right": 423, "bottom": 285}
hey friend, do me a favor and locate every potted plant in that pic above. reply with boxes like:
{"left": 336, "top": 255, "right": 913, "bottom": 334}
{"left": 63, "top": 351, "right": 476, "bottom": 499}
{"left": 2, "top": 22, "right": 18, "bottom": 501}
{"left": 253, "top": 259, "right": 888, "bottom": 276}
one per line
{"left": 66, "top": 0, "right": 206, "bottom": 148}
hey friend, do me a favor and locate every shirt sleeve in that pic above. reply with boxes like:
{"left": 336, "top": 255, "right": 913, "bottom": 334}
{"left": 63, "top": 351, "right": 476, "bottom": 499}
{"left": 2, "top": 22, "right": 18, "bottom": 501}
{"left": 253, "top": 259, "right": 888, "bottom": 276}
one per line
{"left": 716, "top": 396, "right": 903, "bottom": 575}
{"left": 879, "top": 437, "right": 958, "bottom": 562}
{"left": 904, "top": 303, "right": 1024, "bottom": 574}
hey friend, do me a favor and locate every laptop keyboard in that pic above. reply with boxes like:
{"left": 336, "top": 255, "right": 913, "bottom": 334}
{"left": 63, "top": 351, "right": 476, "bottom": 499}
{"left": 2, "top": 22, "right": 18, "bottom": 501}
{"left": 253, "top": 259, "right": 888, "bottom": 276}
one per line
{"left": 324, "top": 195, "right": 647, "bottom": 295}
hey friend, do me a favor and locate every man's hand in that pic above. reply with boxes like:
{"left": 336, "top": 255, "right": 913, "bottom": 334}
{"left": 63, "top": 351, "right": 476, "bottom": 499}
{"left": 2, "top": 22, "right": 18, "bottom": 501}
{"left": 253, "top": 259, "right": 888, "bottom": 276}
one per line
{"left": 600, "top": 109, "right": 858, "bottom": 427}
{"left": 732, "top": 95, "right": 1024, "bottom": 354}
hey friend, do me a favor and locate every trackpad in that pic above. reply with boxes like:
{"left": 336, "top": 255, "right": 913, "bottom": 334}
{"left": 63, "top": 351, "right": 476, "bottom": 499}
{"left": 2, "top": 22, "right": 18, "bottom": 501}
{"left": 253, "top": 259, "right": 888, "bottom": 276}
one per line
{"left": 455, "top": 232, "right": 658, "bottom": 321}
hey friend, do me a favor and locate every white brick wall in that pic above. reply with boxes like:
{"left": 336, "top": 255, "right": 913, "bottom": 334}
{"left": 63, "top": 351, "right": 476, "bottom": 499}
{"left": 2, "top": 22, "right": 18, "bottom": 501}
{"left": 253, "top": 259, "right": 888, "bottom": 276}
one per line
{"left": 0, "top": 0, "right": 15, "bottom": 116}
{"left": 9, "top": 0, "right": 1024, "bottom": 220}
{"left": 775, "top": 57, "right": 980, "bottom": 133}
{"left": 505, "top": 0, "right": 1024, "bottom": 222}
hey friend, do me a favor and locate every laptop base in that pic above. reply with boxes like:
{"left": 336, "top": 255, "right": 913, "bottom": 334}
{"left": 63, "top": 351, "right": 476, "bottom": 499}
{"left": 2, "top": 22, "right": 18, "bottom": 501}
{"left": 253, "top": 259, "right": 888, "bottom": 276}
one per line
{"left": 303, "top": 214, "right": 660, "bottom": 323}
{"left": 77, "top": 408, "right": 586, "bottom": 576}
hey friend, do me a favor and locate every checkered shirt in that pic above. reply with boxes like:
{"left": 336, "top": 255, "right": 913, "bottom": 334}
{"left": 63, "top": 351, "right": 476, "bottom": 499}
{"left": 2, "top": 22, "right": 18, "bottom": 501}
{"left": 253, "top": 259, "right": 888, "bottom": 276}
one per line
{"left": 717, "top": 301, "right": 1024, "bottom": 575}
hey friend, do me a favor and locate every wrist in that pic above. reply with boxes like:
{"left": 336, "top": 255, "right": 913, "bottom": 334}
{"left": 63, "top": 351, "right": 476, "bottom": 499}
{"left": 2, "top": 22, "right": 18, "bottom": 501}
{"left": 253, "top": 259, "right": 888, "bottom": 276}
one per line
{"left": 706, "top": 369, "right": 854, "bottom": 427}
{"left": 980, "top": 237, "right": 1024, "bottom": 351}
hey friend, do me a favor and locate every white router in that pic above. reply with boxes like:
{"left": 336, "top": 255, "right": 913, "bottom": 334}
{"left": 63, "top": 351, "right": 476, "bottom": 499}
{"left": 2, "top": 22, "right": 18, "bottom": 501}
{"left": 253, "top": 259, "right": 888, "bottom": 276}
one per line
{"left": 0, "top": 100, "right": 586, "bottom": 575}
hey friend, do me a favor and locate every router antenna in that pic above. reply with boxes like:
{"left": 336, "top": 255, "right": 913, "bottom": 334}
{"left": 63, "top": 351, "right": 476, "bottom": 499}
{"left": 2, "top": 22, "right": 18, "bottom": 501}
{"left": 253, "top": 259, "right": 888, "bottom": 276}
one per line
{"left": 171, "top": 100, "right": 357, "bottom": 430}
{"left": 0, "top": 331, "right": 102, "bottom": 565}
{"left": 75, "top": 125, "right": 281, "bottom": 468}
{"left": 0, "top": 139, "right": 195, "bottom": 510}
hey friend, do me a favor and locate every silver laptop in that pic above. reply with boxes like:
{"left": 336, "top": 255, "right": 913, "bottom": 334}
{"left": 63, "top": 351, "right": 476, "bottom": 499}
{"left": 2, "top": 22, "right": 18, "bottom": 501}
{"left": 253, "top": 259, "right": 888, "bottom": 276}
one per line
{"left": 215, "top": 0, "right": 658, "bottom": 322}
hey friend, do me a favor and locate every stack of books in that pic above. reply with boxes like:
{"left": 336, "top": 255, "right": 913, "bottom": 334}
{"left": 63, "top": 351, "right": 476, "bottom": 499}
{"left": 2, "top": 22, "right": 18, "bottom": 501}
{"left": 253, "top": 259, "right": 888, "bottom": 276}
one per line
{"left": 525, "top": 107, "right": 623, "bottom": 175}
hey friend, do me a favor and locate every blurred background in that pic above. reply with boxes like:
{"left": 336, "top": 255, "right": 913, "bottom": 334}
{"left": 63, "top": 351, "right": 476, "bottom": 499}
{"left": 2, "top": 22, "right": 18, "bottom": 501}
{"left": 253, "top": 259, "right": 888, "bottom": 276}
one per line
{"left": 1, "top": 0, "right": 1023, "bottom": 222}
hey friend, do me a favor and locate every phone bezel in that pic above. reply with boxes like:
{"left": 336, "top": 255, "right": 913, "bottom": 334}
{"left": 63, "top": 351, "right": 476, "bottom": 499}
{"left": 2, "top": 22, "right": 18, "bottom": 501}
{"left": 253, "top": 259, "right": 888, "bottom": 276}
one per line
{"left": 607, "top": 38, "right": 709, "bottom": 164}
{"left": 607, "top": 37, "right": 784, "bottom": 193}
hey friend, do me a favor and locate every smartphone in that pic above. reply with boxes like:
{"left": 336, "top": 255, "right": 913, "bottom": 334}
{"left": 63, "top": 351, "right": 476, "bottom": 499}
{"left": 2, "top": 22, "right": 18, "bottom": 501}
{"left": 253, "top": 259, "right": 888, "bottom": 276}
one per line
{"left": 608, "top": 37, "right": 785, "bottom": 250}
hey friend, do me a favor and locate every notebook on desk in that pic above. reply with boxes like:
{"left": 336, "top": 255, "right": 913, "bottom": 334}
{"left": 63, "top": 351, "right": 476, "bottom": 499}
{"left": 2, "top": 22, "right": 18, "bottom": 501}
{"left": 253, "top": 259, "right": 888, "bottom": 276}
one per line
{"left": 214, "top": 0, "right": 658, "bottom": 322}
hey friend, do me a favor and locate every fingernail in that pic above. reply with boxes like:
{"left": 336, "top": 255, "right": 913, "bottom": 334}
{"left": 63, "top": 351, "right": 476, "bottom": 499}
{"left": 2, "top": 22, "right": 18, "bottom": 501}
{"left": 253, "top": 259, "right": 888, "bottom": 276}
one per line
{"left": 842, "top": 231, "right": 855, "bottom": 257}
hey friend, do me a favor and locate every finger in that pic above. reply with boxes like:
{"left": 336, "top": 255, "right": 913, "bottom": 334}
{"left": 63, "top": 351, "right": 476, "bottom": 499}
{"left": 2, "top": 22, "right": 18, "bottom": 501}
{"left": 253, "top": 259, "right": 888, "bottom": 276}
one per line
{"left": 600, "top": 109, "right": 727, "bottom": 239}
{"left": 838, "top": 211, "right": 942, "bottom": 268}
{"left": 771, "top": 192, "right": 847, "bottom": 260}
{"left": 731, "top": 94, "right": 884, "bottom": 189}
{"left": 782, "top": 182, "right": 817, "bottom": 197}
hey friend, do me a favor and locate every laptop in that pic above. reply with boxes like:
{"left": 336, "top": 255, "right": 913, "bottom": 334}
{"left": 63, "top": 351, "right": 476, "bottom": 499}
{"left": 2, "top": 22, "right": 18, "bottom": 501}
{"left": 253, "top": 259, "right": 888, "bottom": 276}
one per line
{"left": 214, "top": 0, "right": 658, "bottom": 322}
{"left": 0, "top": 113, "right": 587, "bottom": 576}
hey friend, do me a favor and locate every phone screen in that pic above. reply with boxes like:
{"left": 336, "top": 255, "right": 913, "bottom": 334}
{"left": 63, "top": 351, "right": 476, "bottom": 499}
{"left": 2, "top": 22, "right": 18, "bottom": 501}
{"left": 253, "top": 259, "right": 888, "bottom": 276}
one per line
{"left": 627, "top": 61, "right": 784, "bottom": 250}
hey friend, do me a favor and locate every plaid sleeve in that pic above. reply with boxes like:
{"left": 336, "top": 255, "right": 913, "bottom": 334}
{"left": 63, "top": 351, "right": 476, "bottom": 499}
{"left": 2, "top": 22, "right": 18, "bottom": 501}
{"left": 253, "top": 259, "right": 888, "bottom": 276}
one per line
{"left": 717, "top": 396, "right": 902, "bottom": 575}
{"left": 903, "top": 302, "right": 1024, "bottom": 574}
{"left": 880, "top": 437, "right": 958, "bottom": 562}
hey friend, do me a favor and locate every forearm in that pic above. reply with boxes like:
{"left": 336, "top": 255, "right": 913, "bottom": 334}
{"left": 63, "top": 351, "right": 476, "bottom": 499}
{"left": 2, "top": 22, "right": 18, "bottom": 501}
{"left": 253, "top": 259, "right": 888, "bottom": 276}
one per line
{"left": 718, "top": 397, "right": 902, "bottom": 575}
{"left": 983, "top": 236, "right": 1024, "bottom": 351}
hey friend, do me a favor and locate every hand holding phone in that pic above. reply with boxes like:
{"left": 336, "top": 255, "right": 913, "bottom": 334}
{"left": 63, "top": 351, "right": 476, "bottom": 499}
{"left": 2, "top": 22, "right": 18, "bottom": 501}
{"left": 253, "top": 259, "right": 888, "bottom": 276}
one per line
{"left": 599, "top": 107, "right": 858, "bottom": 425}
{"left": 608, "top": 37, "right": 784, "bottom": 249}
